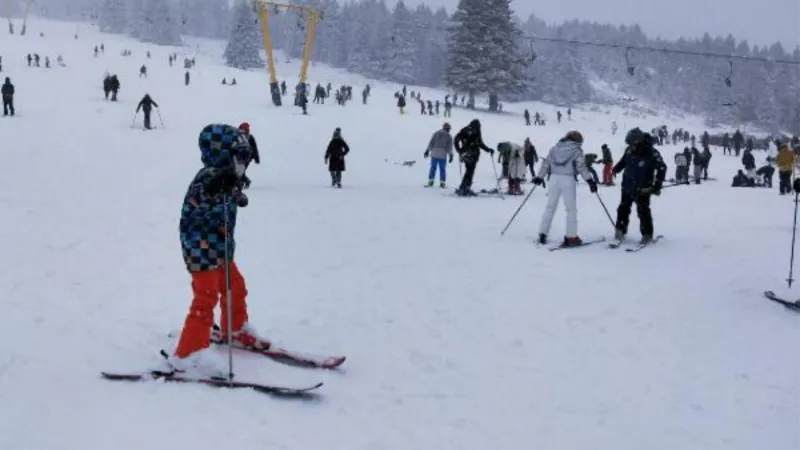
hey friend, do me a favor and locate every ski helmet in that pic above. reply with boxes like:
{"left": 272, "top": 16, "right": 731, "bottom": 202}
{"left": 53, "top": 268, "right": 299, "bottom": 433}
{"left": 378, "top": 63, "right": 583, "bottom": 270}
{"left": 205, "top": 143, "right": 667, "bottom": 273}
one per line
{"left": 625, "top": 127, "right": 645, "bottom": 146}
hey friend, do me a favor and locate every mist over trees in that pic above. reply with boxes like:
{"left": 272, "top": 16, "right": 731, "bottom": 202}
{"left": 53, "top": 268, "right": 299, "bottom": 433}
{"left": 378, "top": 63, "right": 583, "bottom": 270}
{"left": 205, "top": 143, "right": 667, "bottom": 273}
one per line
{"left": 24, "top": 0, "right": 800, "bottom": 133}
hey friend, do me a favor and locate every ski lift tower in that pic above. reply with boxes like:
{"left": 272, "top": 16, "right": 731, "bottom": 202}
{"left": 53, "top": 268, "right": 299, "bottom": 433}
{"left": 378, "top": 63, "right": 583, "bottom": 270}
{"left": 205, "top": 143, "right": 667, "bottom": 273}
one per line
{"left": 254, "top": 1, "right": 321, "bottom": 107}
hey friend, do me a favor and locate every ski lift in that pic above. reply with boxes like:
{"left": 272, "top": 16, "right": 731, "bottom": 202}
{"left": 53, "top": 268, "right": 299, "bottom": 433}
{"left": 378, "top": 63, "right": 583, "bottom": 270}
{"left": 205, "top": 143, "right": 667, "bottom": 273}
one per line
{"left": 724, "top": 61, "right": 733, "bottom": 87}
{"left": 625, "top": 47, "right": 635, "bottom": 76}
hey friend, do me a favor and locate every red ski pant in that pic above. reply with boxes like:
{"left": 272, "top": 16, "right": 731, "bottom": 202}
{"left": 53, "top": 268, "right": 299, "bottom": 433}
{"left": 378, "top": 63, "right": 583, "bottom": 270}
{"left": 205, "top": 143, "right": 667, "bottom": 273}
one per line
{"left": 175, "top": 262, "right": 249, "bottom": 358}
{"left": 602, "top": 163, "right": 614, "bottom": 185}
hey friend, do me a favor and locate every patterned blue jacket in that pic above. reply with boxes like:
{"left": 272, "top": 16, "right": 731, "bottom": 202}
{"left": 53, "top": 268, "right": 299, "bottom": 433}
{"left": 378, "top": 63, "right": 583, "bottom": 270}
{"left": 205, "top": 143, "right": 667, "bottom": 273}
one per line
{"left": 180, "top": 124, "right": 251, "bottom": 272}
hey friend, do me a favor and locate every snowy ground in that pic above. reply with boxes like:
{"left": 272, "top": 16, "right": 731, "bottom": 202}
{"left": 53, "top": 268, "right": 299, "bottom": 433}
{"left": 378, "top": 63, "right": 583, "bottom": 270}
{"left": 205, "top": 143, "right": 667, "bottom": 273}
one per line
{"left": 0, "top": 18, "right": 798, "bottom": 450}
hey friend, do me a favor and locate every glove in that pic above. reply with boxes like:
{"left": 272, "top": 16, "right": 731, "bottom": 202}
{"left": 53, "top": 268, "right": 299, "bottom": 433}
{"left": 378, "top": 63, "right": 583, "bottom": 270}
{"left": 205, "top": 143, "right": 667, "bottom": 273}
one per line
{"left": 449, "top": 154, "right": 453, "bottom": 163}
{"left": 424, "top": 150, "right": 430, "bottom": 158}
{"left": 488, "top": 148, "right": 495, "bottom": 155}
{"left": 652, "top": 184, "right": 662, "bottom": 196}
{"left": 532, "top": 177, "right": 544, "bottom": 186}
{"left": 588, "top": 179, "right": 598, "bottom": 193}
{"left": 794, "top": 178, "right": 800, "bottom": 194}
{"left": 234, "top": 191, "right": 249, "bottom": 207}
{"left": 206, "top": 169, "right": 239, "bottom": 196}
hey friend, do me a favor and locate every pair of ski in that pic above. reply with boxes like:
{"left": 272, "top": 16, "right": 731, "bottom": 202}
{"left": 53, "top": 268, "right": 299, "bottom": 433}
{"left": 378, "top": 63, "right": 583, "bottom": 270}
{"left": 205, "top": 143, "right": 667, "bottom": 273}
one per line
{"left": 763, "top": 290, "right": 800, "bottom": 312}
{"left": 545, "top": 235, "right": 663, "bottom": 252}
{"left": 102, "top": 329, "right": 345, "bottom": 397}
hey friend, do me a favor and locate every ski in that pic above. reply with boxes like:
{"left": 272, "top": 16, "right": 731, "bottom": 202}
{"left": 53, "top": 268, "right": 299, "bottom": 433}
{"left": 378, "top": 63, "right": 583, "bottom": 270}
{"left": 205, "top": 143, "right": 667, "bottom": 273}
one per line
{"left": 209, "top": 326, "right": 346, "bottom": 369}
{"left": 548, "top": 237, "right": 606, "bottom": 251}
{"left": 625, "top": 235, "right": 664, "bottom": 252}
{"left": 764, "top": 291, "right": 800, "bottom": 312}
{"left": 101, "top": 371, "right": 322, "bottom": 396}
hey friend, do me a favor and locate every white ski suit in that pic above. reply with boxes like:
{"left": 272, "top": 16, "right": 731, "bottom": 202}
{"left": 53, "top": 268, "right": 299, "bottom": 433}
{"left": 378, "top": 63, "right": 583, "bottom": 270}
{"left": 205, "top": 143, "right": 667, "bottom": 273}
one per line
{"left": 506, "top": 143, "right": 527, "bottom": 180}
{"left": 537, "top": 140, "right": 594, "bottom": 237}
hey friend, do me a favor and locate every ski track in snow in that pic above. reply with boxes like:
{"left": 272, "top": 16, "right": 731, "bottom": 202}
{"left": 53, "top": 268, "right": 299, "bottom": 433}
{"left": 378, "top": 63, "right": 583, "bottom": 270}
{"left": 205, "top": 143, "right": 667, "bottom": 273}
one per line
{"left": 0, "top": 17, "right": 798, "bottom": 450}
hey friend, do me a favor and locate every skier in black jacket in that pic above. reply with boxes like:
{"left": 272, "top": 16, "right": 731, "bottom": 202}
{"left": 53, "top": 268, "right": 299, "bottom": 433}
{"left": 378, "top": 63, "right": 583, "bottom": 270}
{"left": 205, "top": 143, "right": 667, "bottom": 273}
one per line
{"left": 1, "top": 77, "right": 14, "bottom": 116}
{"left": 325, "top": 127, "right": 349, "bottom": 188}
{"left": 453, "top": 119, "right": 494, "bottom": 196}
{"left": 136, "top": 94, "right": 158, "bottom": 130}
{"left": 237, "top": 122, "right": 260, "bottom": 188}
{"left": 612, "top": 128, "right": 667, "bottom": 245}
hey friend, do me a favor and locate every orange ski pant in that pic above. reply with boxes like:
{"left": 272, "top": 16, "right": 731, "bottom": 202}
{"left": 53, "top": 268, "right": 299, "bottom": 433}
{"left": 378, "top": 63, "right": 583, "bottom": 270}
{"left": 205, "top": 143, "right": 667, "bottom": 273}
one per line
{"left": 175, "top": 261, "right": 249, "bottom": 358}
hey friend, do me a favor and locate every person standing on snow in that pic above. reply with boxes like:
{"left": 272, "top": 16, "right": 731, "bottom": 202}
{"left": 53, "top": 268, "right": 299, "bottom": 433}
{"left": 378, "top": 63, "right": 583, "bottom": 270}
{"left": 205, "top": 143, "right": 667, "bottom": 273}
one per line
{"left": 612, "top": 128, "right": 667, "bottom": 245}
{"left": 505, "top": 142, "right": 527, "bottom": 195}
{"left": 136, "top": 94, "right": 158, "bottom": 130}
{"left": 325, "top": 127, "right": 350, "bottom": 188}
{"left": 237, "top": 122, "right": 260, "bottom": 189}
{"left": 533, "top": 131, "right": 597, "bottom": 246}
{"left": 600, "top": 144, "right": 614, "bottom": 186}
{"left": 2, "top": 77, "right": 14, "bottom": 116}
{"left": 454, "top": 119, "right": 494, "bottom": 196}
{"left": 424, "top": 122, "right": 453, "bottom": 188}
{"left": 523, "top": 138, "right": 538, "bottom": 181}
{"left": 171, "top": 124, "right": 269, "bottom": 377}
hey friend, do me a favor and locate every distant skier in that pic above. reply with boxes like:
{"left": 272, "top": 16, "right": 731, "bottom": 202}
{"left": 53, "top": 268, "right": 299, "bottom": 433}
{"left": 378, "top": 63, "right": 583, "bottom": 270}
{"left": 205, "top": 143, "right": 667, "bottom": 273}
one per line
{"left": 612, "top": 128, "right": 667, "bottom": 245}
{"left": 136, "top": 94, "right": 159, "bottom": 130}
{"left": 171, "top": 124, "right": 269, "bottom": 378}
{"left": 691, "top": 146, "right": 703, "bottom": 184}
{"left": 674, "top": 150, "right": 689, "bottom": 184}
{"left": 396, "top": 93, "right": 406, "bottom": 115}
{"left": 139, "top": 65, "right": 147, "bottom": 78}
{"left": 756, "top": 163, "right": 775, "bottom": 188}
{"left": 776, "top": 143, "right": 795, "bottom": 195}
{"left": 742, "top": 148, "right": 756, "bottom": 179}
{"left": 424, "top": 122, "right": 453, "bottom": 188}
{"left": 237, "top": 122, "right": 260, "bottom": 188}
{"left": 2, "top": 77, "right": 14, "bottom": 116}
{"left": 324, "top": 128, "right": 349, "bottom": 188}
{"left": 109, "top": 75, "right": 120, "bottom": 101}
{"left": 533, "top": 131, "right": 597, "bottom": 246}
{"left": 523, "top": 138, "right": 538, "bottom": 181}
{"left": 454, "top": 119, "right": 494, "bottom": 197}
{"left": 524, "top": 109, "right": 531, "bottom": 126}
{"left": 185, "top": 71, "right": 190, "bottom": 86}
{"left": 701, "top": 146, "right": 712, "bottom": 180}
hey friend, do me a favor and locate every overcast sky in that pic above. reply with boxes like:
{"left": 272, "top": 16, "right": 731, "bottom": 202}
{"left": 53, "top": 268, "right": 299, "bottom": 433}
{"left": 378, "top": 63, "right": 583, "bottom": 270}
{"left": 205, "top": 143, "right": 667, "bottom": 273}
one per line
{"left": 397, "top": 0, "right": 800, "bottom": 50}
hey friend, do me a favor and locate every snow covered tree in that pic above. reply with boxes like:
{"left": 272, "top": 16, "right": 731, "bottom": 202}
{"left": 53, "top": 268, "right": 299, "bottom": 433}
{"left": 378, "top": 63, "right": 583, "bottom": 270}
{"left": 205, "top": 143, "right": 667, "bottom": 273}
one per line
{"left": 179, "top": 0, "right": 230, "bottom": 39}
{"left": 127, "top": 0, "right": 181, "bottom": 45}
{"left": 386, "top": 1, "right": 418, "bottom": 84}
{"left": 98, "top": 0, "right": 128, "bottom": 34}
{"left": 446, "top": 0, "right": 527, "bottom": 111}
{"left": 224, "top": 0, "right": 265, "bottom": 70}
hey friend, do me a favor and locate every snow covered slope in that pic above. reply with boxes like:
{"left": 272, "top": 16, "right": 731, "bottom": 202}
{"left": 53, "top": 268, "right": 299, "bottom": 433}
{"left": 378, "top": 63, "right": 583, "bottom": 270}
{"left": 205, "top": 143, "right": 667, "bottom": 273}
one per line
{"left": 0, "top": 17, "right": 797, "bottom": 450}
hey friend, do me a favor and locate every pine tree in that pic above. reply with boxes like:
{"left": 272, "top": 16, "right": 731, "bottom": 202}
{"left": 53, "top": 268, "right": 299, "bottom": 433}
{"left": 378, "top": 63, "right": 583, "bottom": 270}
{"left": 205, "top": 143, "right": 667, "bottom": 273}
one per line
{"left": 127, "top": 0, "right": 181, "bottom": 45}
{"left": 224, "top": 0, "right": 265, "bottom": 70}
{"left": 181, "top": 0, "right": 230, "bottom": 39}
{"left": 446, "top": 0, "right": 527, "bottom": 111}
{"left": 98, "top": 0, "right": 128, "bottom": 34}
{"left": 387, "top": 1, "right": 418, "bottom": 84}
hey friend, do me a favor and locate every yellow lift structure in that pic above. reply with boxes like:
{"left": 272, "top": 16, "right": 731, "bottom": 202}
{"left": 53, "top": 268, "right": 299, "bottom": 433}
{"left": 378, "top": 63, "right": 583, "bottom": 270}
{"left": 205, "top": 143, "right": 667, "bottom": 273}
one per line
{"left": 254, "top": 1, "right": 321, "bottom": 107}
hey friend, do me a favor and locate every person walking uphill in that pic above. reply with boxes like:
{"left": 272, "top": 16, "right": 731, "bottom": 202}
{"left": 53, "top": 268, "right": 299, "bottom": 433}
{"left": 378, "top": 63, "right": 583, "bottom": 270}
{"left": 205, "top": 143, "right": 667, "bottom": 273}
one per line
{"left": 136, "top": 93, "right": 158, "bottom": 130}
{"left": 325, "top": 127, "right": 350, "bottom": 188}
{"left": 454, "top": 119, "right": 494, "bottom": 197}
{"left": 424, "top": 122, "right": 453, "bottom": 188}
{"left": 171, "top": 124, "right": 270, "bottom": 378}
{"left": 533, "top": 131, "right": 598, "bottom": 247}
{"left": 612, "top": 128, "right": 667, "bottom": 245}
{"left": 1, "top": 77, "right": 14, "bottom": 116}
{"left": 776, "top": 142, "right": 795, "bottom": 195}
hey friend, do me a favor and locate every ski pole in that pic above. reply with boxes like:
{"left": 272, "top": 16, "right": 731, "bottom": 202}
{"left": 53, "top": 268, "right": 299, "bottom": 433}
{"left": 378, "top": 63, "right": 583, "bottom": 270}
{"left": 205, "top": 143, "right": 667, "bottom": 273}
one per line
{"left": 223, "top": 194, "right": 234, "bottom": 385}
{"left": 490, "top": 156, "right": 505, "bottom": 199}
{"left": 594, "top": 192, "right": 616, "bottom": 229}
{"left": 156, "top": 108, "right": 164, "bottom": 128}
{"left": 131, "top": 111, "right": 137, "bottom": 128}
{"left": 787, "top": 192, "right": 799, "bottom": 288}
{"left": 501, "top": 185, "right": 536, "bottom": 236}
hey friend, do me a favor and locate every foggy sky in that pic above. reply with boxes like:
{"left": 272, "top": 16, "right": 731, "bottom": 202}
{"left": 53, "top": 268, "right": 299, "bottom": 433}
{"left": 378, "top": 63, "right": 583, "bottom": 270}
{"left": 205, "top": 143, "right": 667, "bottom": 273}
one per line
{"left": 397, "top": 0, "right": 800, "bottom": 50}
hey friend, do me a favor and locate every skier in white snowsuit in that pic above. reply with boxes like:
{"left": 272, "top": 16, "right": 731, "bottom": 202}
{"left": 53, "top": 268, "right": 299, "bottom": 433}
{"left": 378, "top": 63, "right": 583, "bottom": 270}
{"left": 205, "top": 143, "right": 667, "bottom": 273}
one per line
{"left": 533, "top": 131, "right": 597, "bottom": 246}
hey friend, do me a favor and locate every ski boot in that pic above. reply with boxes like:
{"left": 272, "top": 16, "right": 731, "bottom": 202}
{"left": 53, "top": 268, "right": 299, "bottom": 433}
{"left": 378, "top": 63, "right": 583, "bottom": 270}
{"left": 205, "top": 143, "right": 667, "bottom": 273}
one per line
{"left": 562, "top": 236, "right": 583, "bottom": 247}
{"left": 439, "top": 181, "right": 446, "bottom": 189}
{"left": 426, "top": 179, "right": 434, "bottom": 188}
{"left": 163, "top": 348, "right": 228, "bottom": 380}
{"left": 212, "top": 323, "right": 272, "bottom": 350}
{"left": 639, "top": 234, "right": 654, "bottom": 245}
{"left": 614, "top": 229, "right": 625, "bottom": 242}
{"left": 538, "top": 233, "right": 547, "bottom": 245}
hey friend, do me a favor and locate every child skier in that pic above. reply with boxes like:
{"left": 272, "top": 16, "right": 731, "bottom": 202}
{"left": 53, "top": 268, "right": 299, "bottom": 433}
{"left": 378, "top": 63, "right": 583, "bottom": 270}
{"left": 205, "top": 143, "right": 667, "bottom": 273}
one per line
{"left": 533, "top": 131, "right": 597, "bottom": 246}
{"left": 503, "top": 142, "right": 526, "bottom": 195}
{"left": 325, "top": 127, "right": 350, "bottom": 188}
{"left": 171, "top": 124, "right": 270, "bottom": 377}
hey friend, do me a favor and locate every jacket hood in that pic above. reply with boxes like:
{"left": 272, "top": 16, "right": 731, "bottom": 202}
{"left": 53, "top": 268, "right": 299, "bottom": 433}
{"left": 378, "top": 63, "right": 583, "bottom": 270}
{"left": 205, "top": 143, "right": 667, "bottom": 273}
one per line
{"left": 549, "top": 140, "right": 582, "bottom": 166}
{"left": 197, "top": 124, "right": 251, "bottom": 169}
